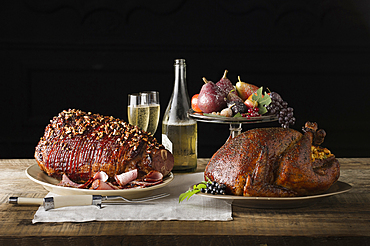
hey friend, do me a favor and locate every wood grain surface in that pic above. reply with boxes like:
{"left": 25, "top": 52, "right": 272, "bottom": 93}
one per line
{"left": 0, "top": 158, "right": 369, "bottom": 246}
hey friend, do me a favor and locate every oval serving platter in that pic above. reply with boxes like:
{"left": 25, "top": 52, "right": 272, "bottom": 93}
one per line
{"left": 195, "top": 181, "right": 352, "bottom": 209}
{"left": 26, "top": 164, "right": 174, "bottom": 199}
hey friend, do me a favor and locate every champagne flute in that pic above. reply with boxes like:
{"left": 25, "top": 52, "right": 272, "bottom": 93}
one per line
{"left": 141, "top": 91, "right": 160, "bottom": 136}
{"left": 127, "top": 93, "right": 149, "bottom": 131}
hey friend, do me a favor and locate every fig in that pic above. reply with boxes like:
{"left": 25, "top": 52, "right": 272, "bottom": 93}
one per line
{"left": 220, "top": 108, "right": 233, "bottom": 117}
{"left": 244, "top": 99, "right": 258, "bottom": 109}
{"left": 227, "top": 101, "right": 247, "bottom": 115}
{"left": 227, "top": 90, "right": 244, "bottom": 104}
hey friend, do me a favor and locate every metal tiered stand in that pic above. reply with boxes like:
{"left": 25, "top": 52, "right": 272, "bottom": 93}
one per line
{"left": 188, "top": 109, "right": 278, "bottom": 140}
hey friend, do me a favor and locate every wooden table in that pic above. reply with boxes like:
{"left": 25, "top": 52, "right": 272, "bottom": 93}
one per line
{"left": 0, "top": 158, "right": 369, "bottom": 246}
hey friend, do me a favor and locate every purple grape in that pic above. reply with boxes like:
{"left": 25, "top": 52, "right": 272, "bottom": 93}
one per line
{"left": 266, "top": 92, "right": 296, "bottom": 128}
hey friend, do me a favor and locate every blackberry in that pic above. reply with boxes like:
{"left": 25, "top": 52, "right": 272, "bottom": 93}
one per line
{"left": 201, "top": 181, "right": 226, "bottom": 195}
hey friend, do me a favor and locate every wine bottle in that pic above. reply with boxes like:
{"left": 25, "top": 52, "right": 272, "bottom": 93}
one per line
{"left": 162, "top": 59, "right": 197, "bottom": 172}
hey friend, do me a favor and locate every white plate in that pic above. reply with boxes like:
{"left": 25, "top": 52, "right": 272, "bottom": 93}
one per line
{"left": 195, "top": 181, "right": 352, "bottom": 209}
{"left": 26, "top": 164, "right": 174, "bottom": 199}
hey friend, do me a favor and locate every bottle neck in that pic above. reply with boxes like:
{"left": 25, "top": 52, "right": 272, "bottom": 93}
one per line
{"left": 173, "top": 59, "right": 189, "bottom": 107}
{"left": 164, "top": 59, "right": 193, "bottom": 123}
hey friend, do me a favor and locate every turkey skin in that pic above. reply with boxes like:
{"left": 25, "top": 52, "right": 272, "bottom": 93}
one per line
{"left": 204, "top": 122, "right": 340, "bottom": 197}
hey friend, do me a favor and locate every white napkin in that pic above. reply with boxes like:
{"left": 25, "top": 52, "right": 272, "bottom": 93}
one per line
{"left": 32, "top": 172, "right": 233, "bottom": 223}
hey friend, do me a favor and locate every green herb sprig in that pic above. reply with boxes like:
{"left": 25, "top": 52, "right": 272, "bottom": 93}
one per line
{"left": 178, "top": 178, "right": 212, "bottom": 203}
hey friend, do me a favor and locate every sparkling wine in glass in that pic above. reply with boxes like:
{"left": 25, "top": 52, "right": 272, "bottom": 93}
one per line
{"left": 141, "top": 91, "right": 160, "bottom": 136}
{"left": 127, "top": 93, "right": 149, "bottom": 132}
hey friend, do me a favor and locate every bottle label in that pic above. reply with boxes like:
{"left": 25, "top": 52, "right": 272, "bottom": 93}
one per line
{"left": 161, "top": 134, "right": 173, "bottom": 153}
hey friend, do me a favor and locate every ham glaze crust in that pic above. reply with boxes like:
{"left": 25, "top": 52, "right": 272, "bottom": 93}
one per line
{"left": 34, "top": 109, "right": 174, "bottom": 184}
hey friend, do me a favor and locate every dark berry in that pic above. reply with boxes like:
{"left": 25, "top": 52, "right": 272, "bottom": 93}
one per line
{"left": 228, "top": 102, "right": 247, "bottom": 114}
{"left": 266, "top": 91, "right": 296, "bottom": 128}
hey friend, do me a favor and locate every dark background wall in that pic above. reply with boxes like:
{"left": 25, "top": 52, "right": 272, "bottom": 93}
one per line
{"left": 1, "top": 0, "right": 370, "bottom": 158}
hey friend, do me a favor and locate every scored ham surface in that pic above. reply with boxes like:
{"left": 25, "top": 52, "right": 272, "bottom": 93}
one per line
{"left": 35, "top": 109, "right": 174, "bottom": 183}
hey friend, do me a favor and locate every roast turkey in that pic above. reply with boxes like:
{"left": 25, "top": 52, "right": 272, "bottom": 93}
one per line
{"left": 204, "top": 122, "right": 340, "bottom": 197}
{"left": 35, "top": 109, "right": 174, "bottom": 183}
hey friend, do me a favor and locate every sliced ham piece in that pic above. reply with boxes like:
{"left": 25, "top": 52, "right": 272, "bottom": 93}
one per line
{"left": 57, "top": 168, "right": 165, "bottom": 190}
{"left": 57, "top": 174, "right": 81, "bottom": 188}
{"left": 129, "top": 180, "right": 163, "bottom": 187}
{"left": 57, "top": 174, "right": 93, "bottom": 188}
{"left": 91, "top": 179, "right": 119, "bottom": 190}
{"left": 78, "top": 178, "right": 94, "bottom": 189}
{"left": 58, "top": 171, "right": 110, "bottom": 189}
{"left": 143, "top": 170, "right": 163, "bottom": 182}
{"left": 114, "top": 169, "right": 138, "bottom": 186}
{"left": 93, "top": 171, "right": 109, "bottom": 182}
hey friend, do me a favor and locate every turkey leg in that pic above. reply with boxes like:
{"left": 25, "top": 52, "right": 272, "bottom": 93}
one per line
{"left": 275, "top": 130, "right": 340, "bottom": 196}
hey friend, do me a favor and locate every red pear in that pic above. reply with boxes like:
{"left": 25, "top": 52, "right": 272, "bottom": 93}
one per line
{"left": 198, "top": 77, "right": 227, "bottom": 113}
{"left": 216, "top": 70, "right": 238, "bottom": 96}
{"left": 235, "top": 76, "right": 259, "bottom": 101}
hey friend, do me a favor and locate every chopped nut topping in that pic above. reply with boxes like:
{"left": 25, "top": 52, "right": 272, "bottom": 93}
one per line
{"left": 39, "top": 109, "right": 164, "bottom": 154}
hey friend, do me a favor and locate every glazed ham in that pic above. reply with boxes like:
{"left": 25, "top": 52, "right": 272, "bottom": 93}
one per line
{"left": 204, "top": 122, "right": 340, "bottom": 197}
{"left": 35, "top": 109, "right": 174, "bottom": 185}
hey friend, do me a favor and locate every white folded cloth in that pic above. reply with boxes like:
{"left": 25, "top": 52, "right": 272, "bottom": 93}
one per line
{"left": 32, "top": 172, "right": 233, "bottom": 223}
